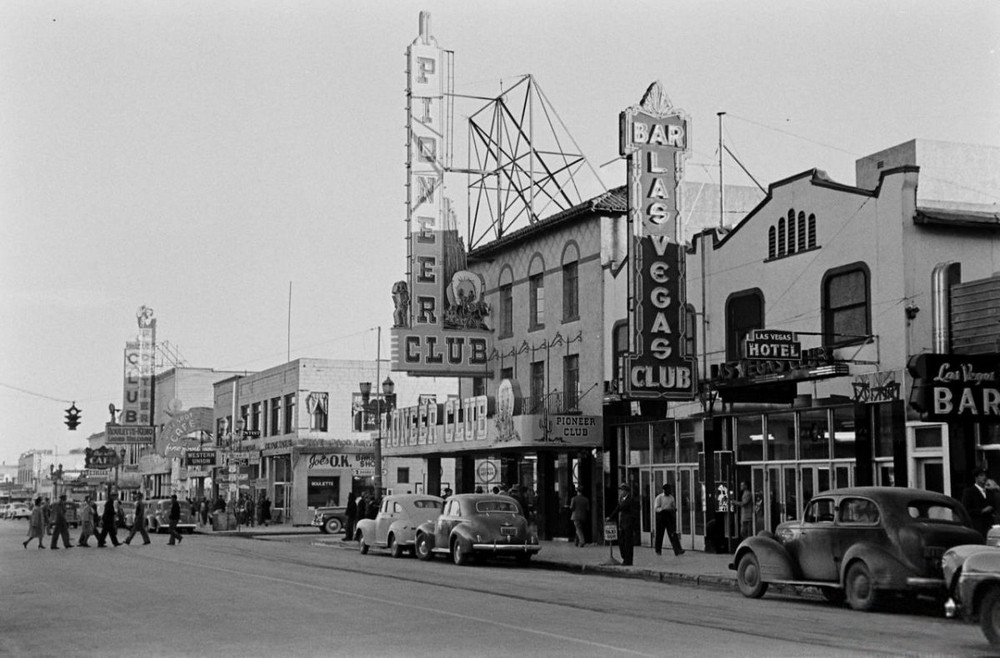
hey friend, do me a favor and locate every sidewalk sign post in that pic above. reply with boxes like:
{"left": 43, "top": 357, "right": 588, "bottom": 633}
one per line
{"left": 601, "top": 521, "right": 620, "bottom": 566}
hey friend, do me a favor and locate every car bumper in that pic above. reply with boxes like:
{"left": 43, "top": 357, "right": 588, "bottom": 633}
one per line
{"left": 472, "top": 543, "right": 541, "bottom": 554}
{"left": 905, "top": 576, "right": 945, "bottom": 589}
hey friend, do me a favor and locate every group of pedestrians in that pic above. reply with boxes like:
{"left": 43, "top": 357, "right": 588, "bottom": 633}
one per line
{"left": 21, "top": 492, "right": 185, "bottom": 549}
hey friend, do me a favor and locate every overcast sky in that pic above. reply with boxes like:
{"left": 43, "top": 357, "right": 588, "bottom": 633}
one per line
{"left": 1, "top": 0, "right": 998, "bottom": 465}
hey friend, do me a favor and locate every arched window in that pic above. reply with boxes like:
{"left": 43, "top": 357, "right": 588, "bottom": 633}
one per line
{"left": 787, "top": 213, "right": 796, "bottom": 254}
{"left": 808, "top": 214, "right": 817, "bottom": 249}
{"left": 778, "top": 218, "right": 786, "bottom": 256}
{"left": 822, "top": 263, "right": 870, "bottom": 348}
{"left": 528, "top": 254, "right": 545, "bottom": 331}
{"left": 797, "top": 212, "right": 807, "bottom": 251}
{"left": 498, "top": 265, "right": 514, "bottom": 337}
{"left": 561, "top": 242, "right": 580, "bottom": 322}
{"left": 768, "top": 226, "right": 776, "bottom": 259}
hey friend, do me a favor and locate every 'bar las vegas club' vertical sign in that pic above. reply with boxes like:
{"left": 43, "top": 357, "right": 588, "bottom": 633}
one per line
{"left": 620, "top": 82, "right": 697, "bottom": 400}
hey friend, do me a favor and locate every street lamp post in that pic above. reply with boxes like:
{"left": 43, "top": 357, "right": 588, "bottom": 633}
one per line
{"left": 359, "top": 381, "right": 374, "bottom": 493}
{"left": 380, "top": 376, "right": 395, "bottom": 497}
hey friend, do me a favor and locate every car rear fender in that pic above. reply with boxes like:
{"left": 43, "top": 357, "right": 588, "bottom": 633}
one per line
{"left": 388, "top": 520, "right": 414, "bottom": 544}
{"left": 415, "top": 522, "right": 436, "bottom": 550}
{"left": 733, "top": 536, "right": 796, "bottom": 581}
{"left": 841, "top": 542, "right": 909, "bottom": 588}
{"left": 450, "top": 530, "right": 473, "bottom": 554}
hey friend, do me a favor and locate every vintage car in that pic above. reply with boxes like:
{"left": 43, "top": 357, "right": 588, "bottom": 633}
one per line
{"left": 356, "top": 494, "right": 444, "bottom": 557}
{"left": 414, "top": 493, "right": 540, "bottom": 566}
{"left": 942, "top": 528, "right": 1000, "bottom": 647}
{"left": 9, "top": 503, "right": 31, "bottom": 520}
{"left": 311, "top": 506, "right": 349, "bottom": 534}
{"left": 731, "top": 486, "right": 983, "bottom": 611}
{"left": 146, "top": 499, "right": 197, "bottom": 533}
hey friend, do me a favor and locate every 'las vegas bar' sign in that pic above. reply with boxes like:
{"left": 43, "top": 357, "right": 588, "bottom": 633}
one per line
{"left": 620, "top": 82, "right": 697, "bottom": 400}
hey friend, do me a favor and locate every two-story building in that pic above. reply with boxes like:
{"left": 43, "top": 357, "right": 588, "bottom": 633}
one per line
{"left": 213, "top": 358, "right": 456, "bottom": 525}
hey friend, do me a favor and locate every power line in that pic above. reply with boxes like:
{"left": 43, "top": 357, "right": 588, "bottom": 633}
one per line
{"left": 0, "top": 382, "right": 72, "bottom": 404}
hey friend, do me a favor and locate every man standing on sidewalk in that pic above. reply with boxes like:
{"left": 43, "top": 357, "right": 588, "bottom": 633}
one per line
{"left": 569, "top": 487, "right": 590, "bottom": 547}
{"left": 167, "top": 494, "right": 183, "bottom": 545}
{"left": 654, "top": 484, "right": 685, "bottom": 556}
{"left": 607, "top": 483, "right": 639, "bottom": 566}
{"left": 124, "top": 492, "right": 151, "bottom": 545}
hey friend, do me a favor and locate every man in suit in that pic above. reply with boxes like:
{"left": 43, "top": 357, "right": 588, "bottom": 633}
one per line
{"left": 96, "top": 493, "right": 122, "bottom": 547}
{"left": 49, "top": 494, "right": 73, "bottom": 549}
{"left": 167, "top": 494, "right": 183, "bottom": 545}
{"left": 962, "top": 467, "right": 995, "bottom": 538}
{"left": 607, "top": 483, "right": 640, "bottom": 566}
{"left": 124, "top": 492, "right": 151, "bottom": 545}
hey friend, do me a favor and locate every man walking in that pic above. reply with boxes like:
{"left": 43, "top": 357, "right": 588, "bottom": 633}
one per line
{"left": 607, "top": 483, "right": 640, "bottom": 566}
{"left": 124, "top": 492, "right": 151, "bottom": 545}
{"left": 569, "top": 487, "right": 590, "bottom": 547}
{"left": 167, "top": 494, "right": 183, "bottom": 545}
{"left": 96, "top": 494, "right": 122, "bottom": 547}
{"left": 49, "top": 494, "right": 73, "bottom": 549}
{"left": 654, "top": 484, "right": 685, "bottom": 556}
{"left": 78, "top": 495, "right": 96, "bottom": 547}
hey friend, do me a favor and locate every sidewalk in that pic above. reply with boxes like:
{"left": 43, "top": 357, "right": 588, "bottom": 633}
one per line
{"left": 208, "top": 523, "right": 739, "bottom": 591}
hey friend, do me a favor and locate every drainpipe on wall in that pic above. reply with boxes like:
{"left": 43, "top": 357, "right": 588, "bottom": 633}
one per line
{"left": 931, "top": 262, "right": 961, "bottom": 354}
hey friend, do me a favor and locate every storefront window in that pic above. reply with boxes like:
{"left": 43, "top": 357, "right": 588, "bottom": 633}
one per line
{"left": 874, "top": 403, "right": 893, "bottom": 457}
{"left": 627, "top": 425, "right": 650, "bottom": 465}
{"left": 799, "top": 409, "right": 830, "bottom": 460}
{"left": 651, "top": 421, "right": 675, "bottom": 464}
{"left": 767, "top": 412, "right": 795, "bottom": 461}
{"left": 981, "top": 425, "right": 1000, "bottom": 448}
{"left": 735, "top": 415, "right": 763, "bottom": 462}
{"left": 678, "top": 419, "right": 700, "bottom": 463}
{"left": 307, "top": 476, "right": 340, "bottom": 507}
{"left": 832, "top": 406, "right": 855, "bottom": 459}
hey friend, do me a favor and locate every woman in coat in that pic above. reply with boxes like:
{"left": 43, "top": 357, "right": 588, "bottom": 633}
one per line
{"left": 23, "top": 497, "right": 46, "bottom": 549}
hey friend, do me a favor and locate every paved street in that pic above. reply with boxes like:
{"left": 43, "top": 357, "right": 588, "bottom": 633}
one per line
{"left": 1, "top": 520, "right": 993, "bottom": 657}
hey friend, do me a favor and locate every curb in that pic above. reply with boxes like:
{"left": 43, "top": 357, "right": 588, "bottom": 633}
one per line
{"left": 308, "top": 536, "right": 740, "bottom": 592}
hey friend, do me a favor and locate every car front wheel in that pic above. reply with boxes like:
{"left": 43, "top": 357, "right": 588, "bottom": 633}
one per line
{"left": 736, "top": 552, "right": 768, "bottom": 599}
{"left": 845, "top": 562, "right": 878, "bottom": 611}
{"left": 358, "top": 534, "right": 369, "bottom": 555}
{"left": 415, "top": 534, "right": 433, "bottom": 561}
{"left": 980, "top": 585, "right": 1000, "bottom": 646}
{"left": 324, "top": 518, "right": 342, "bottom": 535}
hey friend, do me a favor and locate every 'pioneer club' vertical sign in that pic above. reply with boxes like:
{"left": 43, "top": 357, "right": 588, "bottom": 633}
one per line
{"left": 620, "top": 82, "right": 697, "bottom": 400}
{"left": 392, "top": 12, "right": 492, "bottom": 377}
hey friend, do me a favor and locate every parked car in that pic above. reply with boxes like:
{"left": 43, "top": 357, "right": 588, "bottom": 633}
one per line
{"left": 146, "top": 499, "right": 196, "bottom": 533}
{"left": 120, "top": 501, "right": 138, "bottom": 531}
{"left": 9, "top": 504, "right": 31, "bottom": 520}
{"left": 943, "top": 528, "right": 1000, "bottom": 647}
{"left": 414, "top": 493, "right": 540, "bottom": 566}
{"left": 731, "top": 486, "right": 983, "bottom": 611}
{"left": 311, "top": 506, "right": 349, "bottom": 534}
{"left": 356, "top": 494, "right": 444, "bottom": 557}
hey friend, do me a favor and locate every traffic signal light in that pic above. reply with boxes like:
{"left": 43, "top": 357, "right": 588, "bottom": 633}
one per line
{"left": 65, "top": 403, "right": 81, "bottom": 430}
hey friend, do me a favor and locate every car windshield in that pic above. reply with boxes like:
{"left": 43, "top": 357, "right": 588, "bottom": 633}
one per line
{"left": 413, "top": 500, "right": 442, "bottom": 509}
{"left": 475, "top": 500, "right": 519, "bottom": 513}
{"left": 907, "top": 500, "right": 965, "bottom": 523}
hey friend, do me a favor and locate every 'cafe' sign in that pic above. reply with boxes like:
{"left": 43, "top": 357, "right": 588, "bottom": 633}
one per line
{"left": 620, "top": 81, "right": 697, "bottom": 400}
